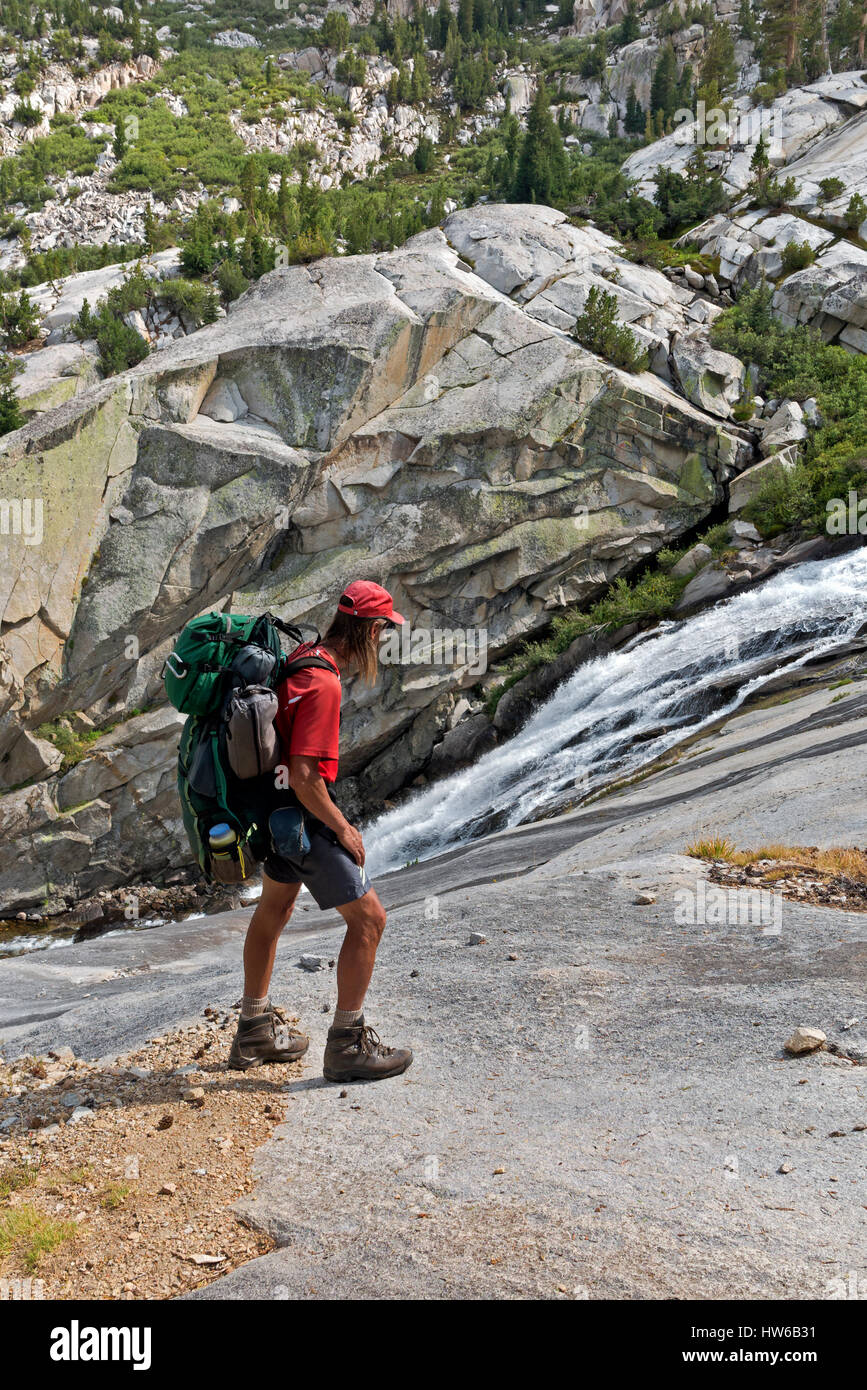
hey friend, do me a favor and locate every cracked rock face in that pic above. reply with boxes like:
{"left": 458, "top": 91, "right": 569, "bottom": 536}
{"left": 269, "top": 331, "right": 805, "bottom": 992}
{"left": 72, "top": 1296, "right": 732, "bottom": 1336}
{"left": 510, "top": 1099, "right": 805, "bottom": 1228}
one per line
{"left": 0, "top": 204, "right": 744, "bottom": 912}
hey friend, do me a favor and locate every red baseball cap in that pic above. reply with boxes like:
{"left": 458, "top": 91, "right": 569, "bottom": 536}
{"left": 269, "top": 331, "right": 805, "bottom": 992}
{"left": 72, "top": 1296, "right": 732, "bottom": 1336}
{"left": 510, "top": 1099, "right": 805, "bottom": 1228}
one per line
{"left": 337, "top": 580, "right": 405, "bottom": 624}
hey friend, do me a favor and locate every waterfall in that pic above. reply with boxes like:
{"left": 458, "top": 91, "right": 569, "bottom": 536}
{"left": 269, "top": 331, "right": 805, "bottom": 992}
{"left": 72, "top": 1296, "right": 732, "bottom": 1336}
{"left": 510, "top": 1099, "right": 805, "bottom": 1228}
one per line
{"left": 366, "top": 547, "right": 867, "bottom": 875}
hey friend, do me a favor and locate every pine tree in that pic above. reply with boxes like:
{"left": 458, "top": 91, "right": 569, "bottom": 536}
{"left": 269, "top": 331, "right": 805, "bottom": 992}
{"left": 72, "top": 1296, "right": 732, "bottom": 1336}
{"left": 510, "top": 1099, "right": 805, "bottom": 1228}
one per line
{"left": 650, "top": 41, "right": 678, "bottom": 125}
{"left": 112, "top": 119, "right": 126, "bottom": 160}
{"left": 143, "top": 201, "right": 156, "bottom": 252}
{"left": 701, "top": 23, "right": 737, "bottom": 93}
{"left": 240, "top": 157, "right": 259, "bottom": 218}
{"left": 620, "top": 0, "right": 640, "bottom": 45}
{"left": 760, "top": 0, "right": 807, "bottom": 72}
{"left": 444, "top": 19, "right": 461, "bottom": 68}
{"left": 458, "top": 0, "right": 474, "bottom": 43}
{"left": 738, "top": 0, "right": 756, "bottom": 41}
{"left": 625, "top": 84, "right": 645, "bottom": 135}
{"left": 435, "top": 0, "right": 451, "bottom": 47}
{"left": 0, "top": 353, "right": 24, "bottom": 438}
{"left": 512, "top": 81, "right": 568, "bottom": 204}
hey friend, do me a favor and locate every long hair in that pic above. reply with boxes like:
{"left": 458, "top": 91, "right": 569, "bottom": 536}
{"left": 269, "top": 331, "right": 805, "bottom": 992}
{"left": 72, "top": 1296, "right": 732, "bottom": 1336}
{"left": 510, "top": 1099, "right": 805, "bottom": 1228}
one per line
{"left": 323, "top": 607, "right": 381, "bottom": 686}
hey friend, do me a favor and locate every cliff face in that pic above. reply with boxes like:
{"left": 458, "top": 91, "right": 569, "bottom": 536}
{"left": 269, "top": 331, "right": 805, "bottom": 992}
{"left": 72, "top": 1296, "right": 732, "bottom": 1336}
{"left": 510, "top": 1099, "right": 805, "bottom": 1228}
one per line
{"left": 0, "top": 203, "right": 749, "bottom": 913}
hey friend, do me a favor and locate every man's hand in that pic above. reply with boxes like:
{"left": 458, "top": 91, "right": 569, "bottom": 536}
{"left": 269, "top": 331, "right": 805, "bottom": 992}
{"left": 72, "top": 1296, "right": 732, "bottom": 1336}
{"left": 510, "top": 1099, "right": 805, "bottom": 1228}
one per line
{"left": 338, "top": 823, "right": 366, "bottom": 867}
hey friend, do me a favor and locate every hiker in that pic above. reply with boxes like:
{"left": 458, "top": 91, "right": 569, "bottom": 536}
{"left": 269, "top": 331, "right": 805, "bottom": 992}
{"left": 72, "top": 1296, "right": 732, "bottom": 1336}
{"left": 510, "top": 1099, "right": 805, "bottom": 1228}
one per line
{"left": 228, "top": 581, "right": 414, "bottom": 1083}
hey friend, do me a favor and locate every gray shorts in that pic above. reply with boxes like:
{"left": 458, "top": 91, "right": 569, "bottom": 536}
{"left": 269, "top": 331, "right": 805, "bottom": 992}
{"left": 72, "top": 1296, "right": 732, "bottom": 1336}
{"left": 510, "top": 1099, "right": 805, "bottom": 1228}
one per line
{"left": 263, "top": 830, "right": 373, "bottom": 911}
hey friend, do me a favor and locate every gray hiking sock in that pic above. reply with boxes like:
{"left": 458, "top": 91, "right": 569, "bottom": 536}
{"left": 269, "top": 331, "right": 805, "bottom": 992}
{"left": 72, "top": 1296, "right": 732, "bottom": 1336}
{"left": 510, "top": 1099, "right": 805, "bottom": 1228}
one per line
{"left": 241, "top": 995, "right": 270, "bottom": 1020}
{"left": 333, "top": 1006, "right": 363, "bottom": 1029}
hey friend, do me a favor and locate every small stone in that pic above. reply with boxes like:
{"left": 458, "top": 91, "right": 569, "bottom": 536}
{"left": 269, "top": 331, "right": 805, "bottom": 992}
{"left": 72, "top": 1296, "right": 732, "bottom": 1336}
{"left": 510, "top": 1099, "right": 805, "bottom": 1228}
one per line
{"left": 468, "top": 932, "right": 487, "bottom": 946}
{"left": 339, "top": 1090, "right": 348, "bottom": 1098}
{"left": 61, "top": 1092, "right": 83, "bottom": 1108}
{"left": 828, "top": 1130, "right": 846, "bottom": 1138}
{"left": 49, "top": 1047, "right": 75, "bottom": 1063}
{"left": 68, "top": 1107, "right": 94, "bottom": 1124}
{"left": 783, "top": 1027, "right": 826, "bottom": 1055}
{"left": 410, "top": 969, "right": 419, "bottom": 978}
{"left": 299, "top": 954, "right": 323, "bottom": 972}
{"left": 778, "top": 1162, "right": 794, "bottom": 1174}
{"left": 633, "top": 892, "right": 656, "bottom": 905}
{"left": 852, "top": 1123, "right": 867, "bottom": 1132}
{"left": 182, "top": 1087, "right": 205, "bottom": 1103}
{"left": 188, "top": 1253, "right": 226, "bottom": 1266}
{"left": 507, "top": 952, "right": 518, "bottom": 961}
{"left": 156, "top": 1114, "right": 174, "bottom": 1131}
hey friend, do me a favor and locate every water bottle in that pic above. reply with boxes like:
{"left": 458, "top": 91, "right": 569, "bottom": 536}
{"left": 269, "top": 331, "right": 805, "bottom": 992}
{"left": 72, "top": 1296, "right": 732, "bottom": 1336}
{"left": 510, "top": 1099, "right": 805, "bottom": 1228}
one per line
{"left": 208, "top": 823, "right": 248, "bottom": 884}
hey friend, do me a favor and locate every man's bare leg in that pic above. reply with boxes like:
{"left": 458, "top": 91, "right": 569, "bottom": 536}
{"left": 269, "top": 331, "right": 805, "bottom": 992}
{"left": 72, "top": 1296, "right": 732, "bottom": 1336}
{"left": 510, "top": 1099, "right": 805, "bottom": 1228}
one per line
{"left": 334, "top": 887, "right": 387, "bottom": 1011}
{"left": 242, "top": 872, "right": 302, "bottom": 1000}
{"left": 228, "top": 873, "right": 307, "bottom": 1071}
{"left": 324, "top": 888, "right": 412, "bottom": 1082}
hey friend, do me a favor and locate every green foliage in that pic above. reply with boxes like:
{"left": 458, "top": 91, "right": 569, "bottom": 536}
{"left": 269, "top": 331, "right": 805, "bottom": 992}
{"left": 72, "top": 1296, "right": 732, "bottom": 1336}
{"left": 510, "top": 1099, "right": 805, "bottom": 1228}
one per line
{"left": 89, "top": 313, "right": 150, "bottom": 377}
{"left": 216, "top": 258, "right": 250, "bottom": 303}
{"left": 72, "top": 273, "right": 152, "bottom": 376}
{"left": 33, "top": 717, "right": 102, "bottom": 773}
{"left": 711, "top": 282, "right": 867, "bottom": 535}
{"left": 700, "top": 23, "right": 737, "bottom": 96}
{"left": 156, "top": 278, "right": 220, "bottom": 327}
{"left": 817, "top": 176, "right": 845, "bottom": 204}
{"left": 572, "top": 286, "right": 649, "bottom": 373}
{"left": 414, "top": 135, "right": 436, "bottom": 174}
{"left": 653, "top": 148, "right": 728, "bottom": 236}
{"left": 321, "top": 10, "right": 351, "bottom": 51}
{"left": 780, "top": 240, "right": 816, "bottom": 275}
{"left": 12, "top": 100, "right": 42, "bottom": 127}
{"left": 845, "top": 192, "right": 867, "bottom": 231}
{"left": 512, "top": 80, "right": 568, "bottom": 204}
{"left": 0, "top": 290, "right": 40, "bottom": 348}
{"left": 745, "top": 133, "right": 800, "bottom": 209}
{"left": 0, "top": 352, "right": 24, "bottom": 437}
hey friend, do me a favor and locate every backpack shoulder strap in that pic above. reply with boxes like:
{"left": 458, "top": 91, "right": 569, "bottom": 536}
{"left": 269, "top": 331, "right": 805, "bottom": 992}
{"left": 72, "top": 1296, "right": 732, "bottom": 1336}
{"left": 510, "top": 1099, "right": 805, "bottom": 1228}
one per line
{"left": 282, "top": 655, "right": 338, "bottom": 678}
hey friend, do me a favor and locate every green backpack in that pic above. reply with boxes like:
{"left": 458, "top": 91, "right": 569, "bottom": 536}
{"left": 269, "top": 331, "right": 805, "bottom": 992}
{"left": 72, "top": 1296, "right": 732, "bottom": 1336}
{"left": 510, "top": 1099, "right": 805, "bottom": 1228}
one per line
{"left": 162, "top": 611, "right": 300, "bottom": 716}
{"left": 168, "top": 611, "right": 334, "bottom": 882}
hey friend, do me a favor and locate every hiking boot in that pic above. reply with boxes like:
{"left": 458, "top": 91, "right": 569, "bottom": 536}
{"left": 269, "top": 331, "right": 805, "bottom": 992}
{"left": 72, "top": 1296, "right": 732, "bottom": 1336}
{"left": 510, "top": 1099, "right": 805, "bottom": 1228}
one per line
{"left": 227, "top": 1004, "right": 309, "bottom": 1071}
{"left": 323, "top": 1016, "right": 413, "bottom": 1083}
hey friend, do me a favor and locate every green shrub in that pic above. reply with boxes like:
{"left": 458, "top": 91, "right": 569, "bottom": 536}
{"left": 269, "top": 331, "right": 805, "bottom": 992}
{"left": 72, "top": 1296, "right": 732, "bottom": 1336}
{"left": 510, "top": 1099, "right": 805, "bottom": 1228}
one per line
{"left": 92, "top": 315, "right": 149, "bottom": 376}
{"left": 217, "top": 259, "right": 250, "bottom": 302}
{"left": 0, "top": 290, "right": 40, "bottom": 347}
{"left": 572, "top": 286, "right": 649, "bottom": 373}
{"left": 156, "top": 278, "right": 219, "bottom": 326}
{"left": 780, "top": 240, "right": 815, "bottom": 275}
{"left": 711, "top": 282, "right": 867, "bottom": 534}
{"left": 12, "top": 101, "right": 42, "bottom": 127}
{"left": 846, "top": 192, "right": 867, "bottom": 231}
{"left": 740, "top": 458, "right": 816, "bottom": 536}
{"left": 104, "top": 269, "right": 149, "bottom": 315}
{"left": 817, "top": 176, "right": 845, "bottom": 204}
{"left": 74, "top": 293, "right": 149, "bottom": 376}
{"left": 0, "top": 353, "right": 24, "bottom": 437}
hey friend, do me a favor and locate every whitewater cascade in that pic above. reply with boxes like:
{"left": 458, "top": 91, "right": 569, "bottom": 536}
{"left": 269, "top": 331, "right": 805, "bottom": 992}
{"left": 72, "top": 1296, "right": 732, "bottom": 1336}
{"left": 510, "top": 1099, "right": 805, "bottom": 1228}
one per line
{"left": 366, "top": 548, "right": 867, "bottom": 875}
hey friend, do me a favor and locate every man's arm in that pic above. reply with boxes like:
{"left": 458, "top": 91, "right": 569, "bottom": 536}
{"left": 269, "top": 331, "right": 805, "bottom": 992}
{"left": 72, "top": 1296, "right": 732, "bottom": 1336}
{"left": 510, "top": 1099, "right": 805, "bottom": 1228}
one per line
{"left": 287, "top": 754, "right": 366, "bottom": 865}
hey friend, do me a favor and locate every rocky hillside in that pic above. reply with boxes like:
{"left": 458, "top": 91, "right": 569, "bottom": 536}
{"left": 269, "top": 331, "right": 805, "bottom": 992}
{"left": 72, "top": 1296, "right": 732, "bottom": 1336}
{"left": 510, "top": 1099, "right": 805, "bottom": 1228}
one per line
{"left": 1, "top": 200, "right": 758, "bottom": 915}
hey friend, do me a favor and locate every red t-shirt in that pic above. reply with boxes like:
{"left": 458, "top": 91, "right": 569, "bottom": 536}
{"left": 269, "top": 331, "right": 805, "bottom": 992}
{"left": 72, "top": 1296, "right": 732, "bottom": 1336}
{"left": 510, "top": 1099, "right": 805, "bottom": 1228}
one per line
{"left": 274, "top": 644, "right": 341, "bottom": 783}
